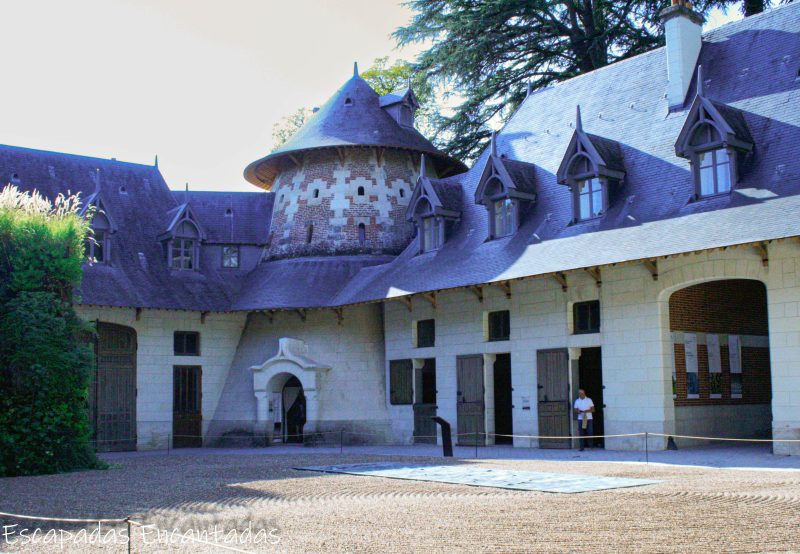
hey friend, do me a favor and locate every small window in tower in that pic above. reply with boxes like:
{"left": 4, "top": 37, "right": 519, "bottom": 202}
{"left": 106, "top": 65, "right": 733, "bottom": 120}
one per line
{"left": 10, "top": 173, "right": 20, "bottom": 184}
{"left": 313, "top": 189, "right": 320, "bottom": 198}
{"left": 344, "top": 97, "right": 353, "bottom": 106}
{"left": 358, "top": 223, "right": 366, "bottom": 246}
{"left": 306, "top": 223, "right": 314, "bottom": 244}
{"left": 399, "top": 188, "right": 405, "bottom": 198}
{"left": 225, "top": 208, "right": 233, "bottom": 216}
{"left": 357, "top": 186, "right": 365, "bottom": 196}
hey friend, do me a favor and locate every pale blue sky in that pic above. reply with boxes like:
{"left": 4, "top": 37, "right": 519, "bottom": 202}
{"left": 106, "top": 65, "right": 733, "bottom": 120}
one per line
{"left": 0, "top": 1, "right": 740, "bottom": 192}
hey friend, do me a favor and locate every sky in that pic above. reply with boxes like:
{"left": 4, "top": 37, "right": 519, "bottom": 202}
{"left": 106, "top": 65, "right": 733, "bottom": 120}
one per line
{"left": 0, "top": 1, "right": 740, "bottom": 193}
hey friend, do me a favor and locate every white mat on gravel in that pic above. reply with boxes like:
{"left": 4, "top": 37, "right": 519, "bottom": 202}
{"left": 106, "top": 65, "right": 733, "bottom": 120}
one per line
{"left": 295, "top": 462, "right": 661, "bottom": 493}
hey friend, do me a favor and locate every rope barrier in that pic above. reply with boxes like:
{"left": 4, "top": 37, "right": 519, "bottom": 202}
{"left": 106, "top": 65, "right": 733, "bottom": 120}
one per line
{"left": 489, "top": 432, "right": 646, "bottom": 440}
{"left": 0, "top": 511, "right": 127, "bottom": 523}
{"left": 647, "top": 432, "right": 800, "bottom": 443}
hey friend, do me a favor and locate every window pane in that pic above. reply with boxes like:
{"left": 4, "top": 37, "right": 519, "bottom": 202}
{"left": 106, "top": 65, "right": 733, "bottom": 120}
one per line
{"left": 699, "top": 165, "right": 715, "bottom": 196}
{"left": 578, "top": 180, "right": 591, "bottom": 220}
{"left": 488, "top": 310, "right": 510, "bottom": 341}
{"left": 417, "top": 319, "right": 435, "bottom": 348}
{"left": 715, "top": 150, "right": 731, "bottom": 193}
{"left": 591, "top": 186, "right": 603, "bottom": 217}
{"left": 698, "top": 150, "right": 712, "bottom": 169}
{"left": 222, "top": 246, "right": 239, "bottom": 268}
{"left": 574, "top": 300, "right": 600, "bottom": 333}
{"left": 423, "top": 218, "right": 435, "bottom": 251}
{"left": 94, "top": 230, "right": 105, "bottom": 262}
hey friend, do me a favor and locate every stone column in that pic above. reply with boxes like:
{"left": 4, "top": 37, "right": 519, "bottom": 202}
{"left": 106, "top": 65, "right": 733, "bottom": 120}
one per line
{"left": 483, "top": 353, "right": 497, "bottom": 446}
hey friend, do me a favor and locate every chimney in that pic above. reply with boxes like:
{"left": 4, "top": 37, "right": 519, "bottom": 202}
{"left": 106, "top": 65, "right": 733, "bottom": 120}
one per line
{"left": 660, "top": 0, "right": 705, "bottom": 109}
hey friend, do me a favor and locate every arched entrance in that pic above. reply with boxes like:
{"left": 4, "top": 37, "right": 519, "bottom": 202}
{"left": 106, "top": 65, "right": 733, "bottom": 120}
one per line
{"left": 667, "top": 279, "right": 772, "bottom": 443}
{"left": 91, "top": 322, "right": 137, "bottom": 452}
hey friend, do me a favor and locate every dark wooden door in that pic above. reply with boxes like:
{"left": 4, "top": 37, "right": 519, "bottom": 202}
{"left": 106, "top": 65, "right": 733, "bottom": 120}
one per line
{"left": 579, "top": 347, "right": 605, "bottom": 447}
{"left": 173, "top": 366, "right": 202, "bottom": 448}
{"left": 493, "top": 354, "right": 513, "bottom": 444}
{"left": 91, "top": 323, "right": 137, "bottom": 452}
{"left": 457, "top": 355, "right": 485, "bottom": 446}
{"left": 414, "top": 359, "right": 437, "bottom": 443}
{"left": 537, "top": 349, "right": 571, "bottom": 448}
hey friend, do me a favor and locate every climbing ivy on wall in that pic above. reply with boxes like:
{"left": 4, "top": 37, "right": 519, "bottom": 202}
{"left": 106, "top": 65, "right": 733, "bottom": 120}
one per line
{"left": 0, "top": 185, "right": 102, "bottom": 476}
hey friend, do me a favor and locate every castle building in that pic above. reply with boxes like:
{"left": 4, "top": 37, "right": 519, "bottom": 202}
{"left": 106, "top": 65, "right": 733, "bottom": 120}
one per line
{"left": 3, "top": 1, "right": 800, "bottom": 454}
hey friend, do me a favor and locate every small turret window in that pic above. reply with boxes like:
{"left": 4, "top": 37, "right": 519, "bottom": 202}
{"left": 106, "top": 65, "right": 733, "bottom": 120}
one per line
{"left": 344, "top": 97, "right": 353, "bottom": 106}
{"left": 399, "top": 188, "right": 405, "bottom": 198}
{"left": 306, "top": 223, "right": 314, "bottom": 244}
{"left": 358, "top": 223, "right": 366, "bottom": 246}
{"left": 313, "top": 189, "right": 320, "bottom": 198}
{"left": 357, "top": 186, "right": 365, "bottom": 196}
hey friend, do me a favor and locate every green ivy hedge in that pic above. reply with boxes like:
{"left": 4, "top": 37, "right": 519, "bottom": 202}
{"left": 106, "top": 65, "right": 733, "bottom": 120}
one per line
{"left": 0, "top": 186, "right": 103, "bottom": 476}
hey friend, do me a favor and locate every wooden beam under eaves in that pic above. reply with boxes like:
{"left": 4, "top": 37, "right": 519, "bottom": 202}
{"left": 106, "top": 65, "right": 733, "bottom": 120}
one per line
{"left": 336, "top": 147, "right": 347, "bottom": 166}
{"left": 496, "top": 281, "right": 512, "bottom": 299}
{"left": 288, "top": 153, "right": 302, "bottom": 168}
{"left": 643, "top": 260, "right": 659, "bottom": 281}
{"left": 296, "top": 309, "right": 307, "bottom": 322}
{"left": 470, "top": 286, "right": 484, "bottom": 303}
{"left": 585, "top": 267, "right": 602, "bottom": 288}
{"left": 135, "top": 307, "right": 142, "bottom": 321}
{"left": 394, "top": 296, "right": 412, "bottom": 311}
{"left": 200, "top": 311, "right": 209, "bottom": 324}
{"left": 553, "top": 272, "right": 568, "bottom": 292}
{"left": 422, "top": 292, "right": 437, "bottom": 309}
{"left": 754, "top": 242, "right": 769, "bottom": 267}
{"left": 333, "top": 307, "right": 344, "bottom": 326}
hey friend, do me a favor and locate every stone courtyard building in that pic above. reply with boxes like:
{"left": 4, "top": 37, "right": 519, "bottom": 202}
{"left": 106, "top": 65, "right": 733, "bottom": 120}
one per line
{"left": 3, "top": 1, "right": 800, "bottom": 454}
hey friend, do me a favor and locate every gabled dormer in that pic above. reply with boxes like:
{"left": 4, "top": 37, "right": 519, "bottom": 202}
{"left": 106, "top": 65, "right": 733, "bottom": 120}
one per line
{"left": 380, "top": 86, "right": 420, "bottom": 128}
{"left": 159, "top": 200, "right": 205, "bottom": 271}
{"left": 80, "top": 190, "right": 117, "bottom": 265}
{"left": 405, "top": 155, "right": 462, "bottom": 253}
{"left": 557, "top": 106, "right": 625, "bottom": 222}
{"left": 675, "top": 66, "right": 754, "bottom": 199}
{"left": 475, "top": 133, "right": 537, "bottom": 239}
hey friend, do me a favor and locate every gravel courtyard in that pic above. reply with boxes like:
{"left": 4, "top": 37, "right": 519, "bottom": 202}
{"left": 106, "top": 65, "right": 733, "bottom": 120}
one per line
{"left": 1, "top": 449, "right": 799, "bottom": 553}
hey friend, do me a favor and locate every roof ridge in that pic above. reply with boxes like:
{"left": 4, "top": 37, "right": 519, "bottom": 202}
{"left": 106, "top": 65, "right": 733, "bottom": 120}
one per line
{"left": 0, "top": 143, "right": 157, "bottom": 169}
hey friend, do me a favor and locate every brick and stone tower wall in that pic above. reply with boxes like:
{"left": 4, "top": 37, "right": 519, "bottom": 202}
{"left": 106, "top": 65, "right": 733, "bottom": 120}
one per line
{"left": 266, "top": 148, "right": 429, "bottom": 259}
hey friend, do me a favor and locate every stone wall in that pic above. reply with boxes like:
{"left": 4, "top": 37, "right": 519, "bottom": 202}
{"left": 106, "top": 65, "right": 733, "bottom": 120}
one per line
{"left": 267, "top": 148, "right": 423, "bottom": 259}
{"left": 76, "top": 306, "right": 247, "bottom": 449}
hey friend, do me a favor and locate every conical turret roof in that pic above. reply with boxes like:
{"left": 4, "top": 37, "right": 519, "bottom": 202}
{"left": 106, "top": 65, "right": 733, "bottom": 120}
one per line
{"left": 244, "top": 70, "right": 466, "bottom": 189}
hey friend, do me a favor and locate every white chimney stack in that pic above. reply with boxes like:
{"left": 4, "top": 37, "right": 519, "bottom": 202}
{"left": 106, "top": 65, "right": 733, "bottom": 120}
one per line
{"left": 661, "top": 0, "right": 705, "bottom": 109}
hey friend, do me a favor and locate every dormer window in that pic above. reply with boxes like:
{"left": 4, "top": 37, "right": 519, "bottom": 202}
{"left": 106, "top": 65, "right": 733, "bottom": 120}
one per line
{"left": 557, "top": 106, "right": 625, "bottom": 223}
{"left": 405, "top": 155, "right": 462, "bottom": 254}
{"left": 475, "top": 133, "right": 537, "bottom": 239}
{"left": 344, "top": 97, "right": 353, "bottom": 106}
{"left": 170, "top": 220, "right": 200, "bottom": 270}
{"left": 86, "top": 211, "right": 111, "bottom": 264}
{"left": 675, "top": 66, "right": 754, "bottom": 199}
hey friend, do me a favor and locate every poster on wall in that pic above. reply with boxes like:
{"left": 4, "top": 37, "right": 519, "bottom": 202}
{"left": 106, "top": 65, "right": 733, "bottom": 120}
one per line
{"left": 729, "top": 334, "right": 743, "bottom": 398}
{"left": 707, "top": 334, "right": 722, "bottom": 398}
{"left": 684, "top": 333, "right": 699, "bottom": 398}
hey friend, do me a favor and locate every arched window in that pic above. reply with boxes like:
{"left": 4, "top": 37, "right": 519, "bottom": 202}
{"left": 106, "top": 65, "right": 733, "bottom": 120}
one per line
{"left": 357, "top": 186, "right": 365, "bottom": 196}
{"left": 399, "top": 188, "right": 405, "bottom": 198}
{"left": 358, "top": 223, "right": 366, "bottom": 246}
{"left": 86, "top": 211, "right": 111, "bottom": 264}
{"left": 313, "top": 189, "right": 320, "bottom": 199}
{"left": 690, "top": 124, "right": 731, "bottom": 197}
{"left": 170, "top": 219, "right": 199, "bottom": 270}
{"left": 306, "top": 223, "right": 314, "bottom": 244}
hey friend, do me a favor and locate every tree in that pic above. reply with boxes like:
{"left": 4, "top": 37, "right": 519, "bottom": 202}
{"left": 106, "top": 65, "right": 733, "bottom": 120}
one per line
{"left": 271, "top": 57, "right": 436, "bottom": 149}
{"left": 0, "top": 186, "right": 102, "bottom": 476}
{"left": 393, "top": 0, "right": 756, "bottom": 162}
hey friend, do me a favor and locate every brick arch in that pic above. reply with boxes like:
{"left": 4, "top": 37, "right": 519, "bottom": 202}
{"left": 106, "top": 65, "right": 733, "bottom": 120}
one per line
{"left": 656, "top": 257, "right": 767, "bottom": 302}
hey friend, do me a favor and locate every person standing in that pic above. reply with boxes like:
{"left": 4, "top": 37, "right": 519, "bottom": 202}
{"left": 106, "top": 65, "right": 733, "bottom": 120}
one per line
{"left": 573, "top": 388, "right": 595, "bottom": 451}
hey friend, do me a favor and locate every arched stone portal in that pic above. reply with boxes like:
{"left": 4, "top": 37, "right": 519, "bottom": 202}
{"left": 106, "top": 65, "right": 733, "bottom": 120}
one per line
{"left": 250, "top": 338, "right": 331, "bottom": 443}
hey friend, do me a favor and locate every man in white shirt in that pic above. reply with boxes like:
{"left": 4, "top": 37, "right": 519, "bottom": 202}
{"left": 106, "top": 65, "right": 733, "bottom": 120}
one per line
{"left": 573, "top": 388, "right": 595, "bottom": 451}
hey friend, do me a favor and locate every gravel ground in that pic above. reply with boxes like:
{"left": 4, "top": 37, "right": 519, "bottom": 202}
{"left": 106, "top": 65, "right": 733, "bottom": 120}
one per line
{"left": 1, "top": 450, "right": 799, "bottom": 553}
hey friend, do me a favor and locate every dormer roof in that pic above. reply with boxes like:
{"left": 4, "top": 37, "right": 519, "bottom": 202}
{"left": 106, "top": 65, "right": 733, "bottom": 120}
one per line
{"left": 406, "top": 155, "right": 463, "bottom": 221}
{"left": 475, "top": 133, "right": 537, "bottom": 204}
{"left": 80, "top": 190, "right": 118, "bottom": 233}
{"left": 159, "top": 201, "right": 205, "bottom": 242}
{"left": 557, "top": 106, "right": 625, "bottom": 184}
{"left": 244, "top": 66, "right": 466, "bottom": 190}
{"left": 379, "top": 86, "right": 420, "bottom": 109}
{"left": 675, "top": 66, "right": 754, "bottom": 158}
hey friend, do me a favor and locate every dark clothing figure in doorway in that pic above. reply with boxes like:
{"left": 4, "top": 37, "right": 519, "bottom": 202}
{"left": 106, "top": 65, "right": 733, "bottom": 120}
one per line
{"left": 286, "top": 394, "right": 306, "bottom": 443}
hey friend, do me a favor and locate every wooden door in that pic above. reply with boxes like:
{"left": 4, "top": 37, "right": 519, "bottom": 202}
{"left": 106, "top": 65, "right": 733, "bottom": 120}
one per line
{"left": 173, "top": 366, "right": 202, "bottom": 448}
{"left": 537, "top": 349, "right": 571, "bottom": 448}
{"left": 91, "top": 323, "right": 137, "bottom": 452}
{"left": 457, "top": 355, "right": 485, "bottom": 446}
{"left": 493, "top": 354, "right": 514, "bottom": 444}
{"left": 413, "top": 359, "right": 437, "bottom": 444}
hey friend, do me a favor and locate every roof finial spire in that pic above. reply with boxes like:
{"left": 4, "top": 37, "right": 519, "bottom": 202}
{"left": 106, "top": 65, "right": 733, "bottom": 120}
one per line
{"left": 185, "top": 182, "right": 189, "bottom": 203}
{"left": 154, "top": 154, "right": 159, "bottom": 168}
{"left": 94, "top": 167, "right": 101, "bottom": 195}
{"left": 576, "top": 105, "right": 583, "bottom": 133}
{"left": 526, "top": 82, "right": 533, "bottom": 98}
{"left": 353, "top": 61, "right": 359, "bottom": 77}
{"left": 490, "top": 130, "right": 498, "bottom": 157}
{"left": 696, "top": 64, "right": 704, "bottom": 97}
{"left": 419, "top": 153, "right": 426, "bottom": 177}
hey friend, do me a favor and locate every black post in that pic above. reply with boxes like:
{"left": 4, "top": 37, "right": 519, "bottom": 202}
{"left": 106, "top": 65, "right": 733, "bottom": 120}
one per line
{"left": 645, "top": 432, "right": 649, "bottom": 465}
{"left": 126, "top": 517, "right": 131, "bottom": 554}
{"left": 474, "top": 432, "right": 478, "bottom": 459}
{"left": 431, "top": 417, "right": 453, "bottom": 457}
{"left": 340, "top": 429, "right": 344, "bottom": 455}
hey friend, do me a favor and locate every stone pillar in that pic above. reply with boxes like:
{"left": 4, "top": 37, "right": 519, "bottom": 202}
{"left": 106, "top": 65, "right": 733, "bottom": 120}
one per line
{"left": 254, "top": 391, "right": 271, "bottom": 439}
{"left": 568, "top": 347, "right": 582, "bottom": 448}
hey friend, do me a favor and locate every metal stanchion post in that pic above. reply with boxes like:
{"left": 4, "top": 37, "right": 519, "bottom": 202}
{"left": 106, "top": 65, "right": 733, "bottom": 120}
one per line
{"left": 167, "top": 434, "right": 171, "bottom": 456}
{"left": 645, "top": 432, "right": 649, "bottom": 465}
{"left": 125, "top": 517, "right": 131, "bottom": 554}
{"left": 474, "top": 432, "right": 479, "bottom": 459}
{"left": 340, "top": 429, "right": 344, "bottom": 455}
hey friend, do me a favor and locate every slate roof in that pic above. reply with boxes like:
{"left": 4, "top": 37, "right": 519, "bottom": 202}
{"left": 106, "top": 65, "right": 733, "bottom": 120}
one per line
{"left": 244, "top": 72, "right": 466, "bottom": 189}
{"left": 331, "top": 3, "right": 800, "bottom": 305}
{"left": 175, "top": 191, "right": 273, "bottom": 245}
{"left": 500, "top": 158, "right": 538, "bottom": 195}
{"left": 0, "top": 145, "right": 250, "bottom": 311}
